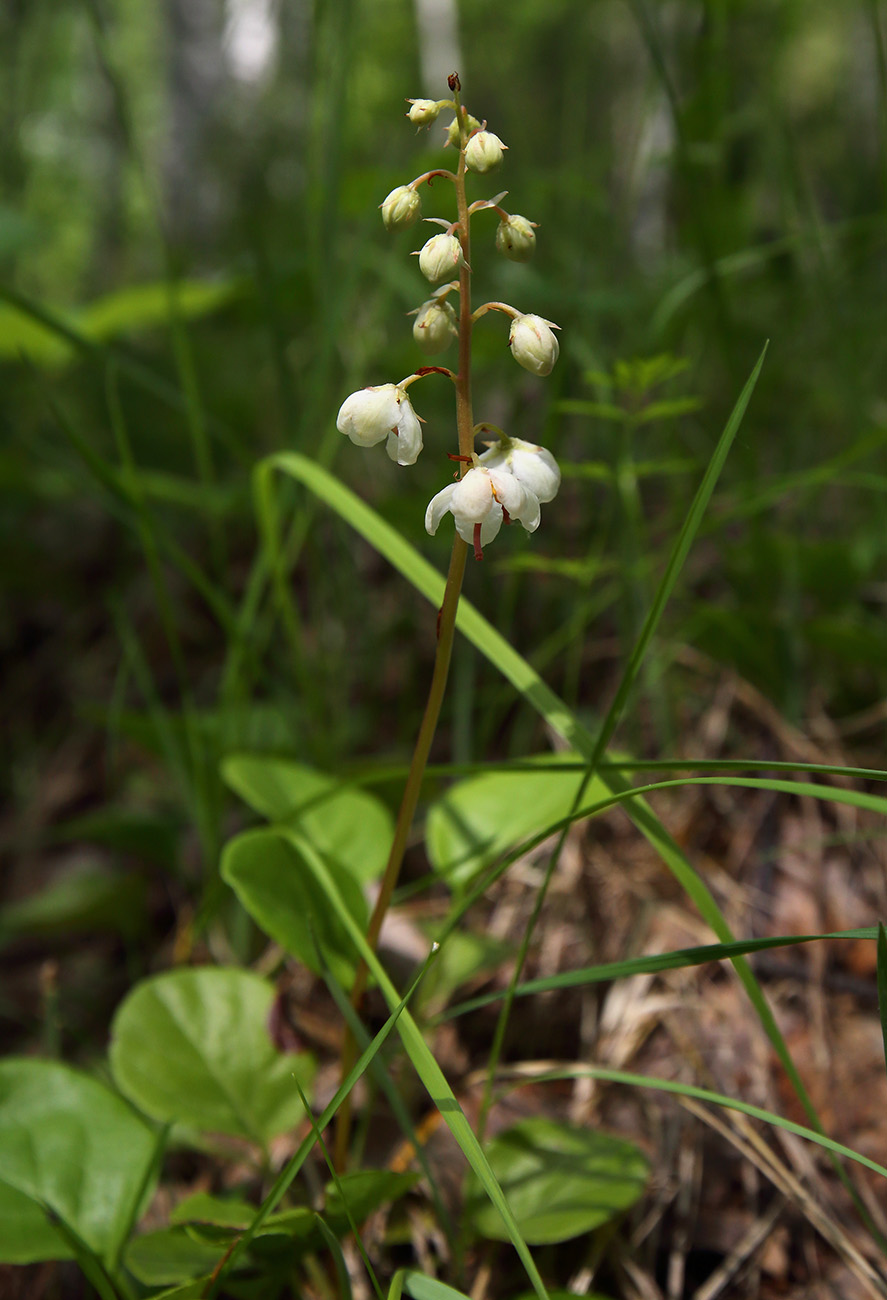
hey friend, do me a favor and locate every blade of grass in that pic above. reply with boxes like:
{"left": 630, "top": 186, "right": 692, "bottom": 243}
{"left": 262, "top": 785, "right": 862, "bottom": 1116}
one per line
{"left": 293, "top": 1067, "right": 382, "bottom": 1300}
{"left": 291, "top": 836, "right": 550, "bottom": 1300}
{"left": 491, "top": 1066, "right": 887, "bottom": 1184}
{"left": 878, "top": 923, "right": 887, "bottom": 1078}
{"left": 0, "top": 282, "right": 247, "bottom": 464}
{"left": 315, "top": 1215, "right": 356, "bottom": 1300}
{"left": 442, "top": 927, "right": 876, "bottom": 1021}
{"left": 587, "top": 342, "right": 767, "bottom": 769}
{"left": 42, "top": 1208, "right": 124, "bottom": 1300}
{"left": 311, "top": 926, "right": 455, "bottom": 1246}
{"left": 208, "top": 948, "right": 438, "bottom": 1297}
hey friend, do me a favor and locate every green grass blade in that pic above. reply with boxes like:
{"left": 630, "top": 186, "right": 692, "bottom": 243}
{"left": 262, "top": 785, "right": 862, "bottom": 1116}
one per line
{"left": 315, "top": 1215, "right": 356, "bottom": 1300}
{"left": 493, "top": 1066, "right": 887, "bottom": 1183}
{"left": 208, "top": 951, "right": 436, "bottom": 1296}
{"left": 311, "top": 929, "right": 455, "bottom": 1246}
{"left": 587, "top": 342, "right": 767, "bottom": 768}
{"left": 42, "top": 1208, "right": 123, "bottom": 1300}
{"left": 442, "top": 927, "right": 876, "bottom": 1020}
{"left": 293, "top": 1066, "right": 381, "bottom": 1300}
{"left": 292, "top": 839, "right": 550, "bottom": 1300}
{"left": 878, "top": 923, "right": 887, "bottom": 1078}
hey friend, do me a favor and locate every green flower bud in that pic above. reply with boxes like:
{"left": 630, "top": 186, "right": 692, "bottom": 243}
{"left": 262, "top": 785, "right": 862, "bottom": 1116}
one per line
{"left": 446, "top": 112, "right": 481, "bottom": 147}
{"left": 381, "top": 185, "right": 421, "bottom": 231}
{"left": 407, "top": 98, "right": 442, "bottom": 125}
{"left": 508, "top": 313, "right": 560, "bottom": 377}
{"left": 412, "top": 299, "right": 457, "bottom": 355}
{"left": 465, "top": 130, "right": 507, "bottom": 174}
{"left": 417, "top": 233, "right": 464, "bottom": 283}
{"left": 495, "top": 214, "right": 537, "bottom": 262}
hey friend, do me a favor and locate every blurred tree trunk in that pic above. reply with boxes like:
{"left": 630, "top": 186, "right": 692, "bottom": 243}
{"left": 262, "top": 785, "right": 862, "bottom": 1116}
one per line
{"left": 413, "top": 0, "right": 462, "bottom": 99}
{"left": 163, "top": 0, "right": 224, "bottom": 252}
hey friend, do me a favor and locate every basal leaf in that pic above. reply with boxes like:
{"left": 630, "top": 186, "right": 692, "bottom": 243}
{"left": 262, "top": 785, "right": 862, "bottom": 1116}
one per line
{"left": 221, "top": 826, "right": 367, "bottom": 985}
{"left": 223, "top": 754, "right": 393, "bottom": 884}
{"left": 466, "top": 1117, "right": 648, "bottom": 1244}
{"left": 0, "top": 1059, "right": 157, "bottom": 1266}
{"left": 109, "top": 967, "right": 315, "bottom": 1144}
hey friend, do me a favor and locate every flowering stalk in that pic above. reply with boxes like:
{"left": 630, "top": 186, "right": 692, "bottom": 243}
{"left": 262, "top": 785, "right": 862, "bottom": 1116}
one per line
{"left": 333, "top": 75, "right": 562, "bottom": 1167}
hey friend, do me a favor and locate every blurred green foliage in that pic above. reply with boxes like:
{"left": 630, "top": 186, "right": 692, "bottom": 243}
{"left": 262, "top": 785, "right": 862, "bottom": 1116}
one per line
{"left": 3, "top": 0, "right": 887, "bottom": 866}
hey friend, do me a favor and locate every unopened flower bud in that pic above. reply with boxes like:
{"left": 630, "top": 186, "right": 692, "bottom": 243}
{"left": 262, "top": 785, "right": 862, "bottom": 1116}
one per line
{"left": 407, "top": 98, "right": 442, "bottom": 125}
{"left": 508, "top": 313, "right": 560, "bottom": 377}
{"left": 495, "top": 214, "right": 537, "bottom": 262}
{"left": 412, "top": 299, "right": 457, "bottom": 355}
{"left": 465, "top": 131, "right": 507, "bottom": 174}
{"left": 381, "top": 185, "right": 421, "bottom": 231}
{"left": 417, "top": 233, "right": 464, "bottom": 283}
{"left": 446, "top": 112, "right": 481, "bottom": 147}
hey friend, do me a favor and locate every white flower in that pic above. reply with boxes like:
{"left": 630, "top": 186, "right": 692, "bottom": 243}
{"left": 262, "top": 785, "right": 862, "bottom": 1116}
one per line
{"left": 465, "top": 130, "right": 507, "bottom": 174}
{"left": 381, "top": 185, "right": 421, "bottom": 231}
{"left": 508, "top": 313, "right": 560, "bottom": 377}
{"left": 336, "top": 384, "right": 423, "bottom": 465}
{"left": 425, "top": 464, "right": 540, "bottom": 557}
{"left": 417, "top": 233, "right": 464, "bottom": 282}
{"left": 407, "top": 98, "right": 442, "bottom": 125}
{"left": 478, "top": 437, "right": 561, "bottom": 503}
{"left": 495, "top": 214, "right": 537, "bottom": 262}
{"left": 412, "top": 299, "right": 457, "bottom": 355}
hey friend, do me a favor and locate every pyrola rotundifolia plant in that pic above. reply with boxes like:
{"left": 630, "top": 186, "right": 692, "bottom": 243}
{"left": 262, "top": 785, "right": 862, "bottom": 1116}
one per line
{"left": 332, "top": 77, "right": 564, "bottom": 1163}
{"left": 336, "top": 73, "right": 562, "bottom": 563}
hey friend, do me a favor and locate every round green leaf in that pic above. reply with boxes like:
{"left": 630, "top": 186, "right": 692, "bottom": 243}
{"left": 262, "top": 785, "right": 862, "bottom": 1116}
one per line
{"left": 222, "top": 826, "right": 366, "bottom": 985}
{"left": 467, "top": 1117, "right": 648, "bottom": 1244}
{"left": 426, "top": 758, "right": 613, "bottom": 889}
{"left": 124, "top": 1228, "right": 221, "bottom": 1286}
{"left": 109, "top": 967, "right": 314, "bottom": 1144}
{"left": 0, "top": 1179, "right": 75, "bottom": 1264}
{"left": 223, "top": 755, "right": 393, "bottom": 884}
{"left": 0, "top": 1059, "right": 157, "bottom": 1264}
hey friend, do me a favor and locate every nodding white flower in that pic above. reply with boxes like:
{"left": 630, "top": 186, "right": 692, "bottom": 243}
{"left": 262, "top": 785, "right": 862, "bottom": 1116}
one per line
{"left": 425, "top": 464, "right": 540, "bottom": 559}
{"left": 508, "top": 313, "right": 560, "bottom": 377}
{"left": 336, "top": 383, "right": 423, "bottom": 466}
{"left": 479, "top": 437, "right": 561, "bottom": 503}
{"left": 418, "top": 233, "right": 464, "bottom": 282}
{"left": 495, "top": 214, "right": 537, "bottom": 262}
{"left": 407, "top": 98, "right": 442, "bottom": 125}
{"left": 381, "top": 185, "right": 421, "bottom": 231}
{"left": 412, "top": 299, "right": 457, "bottom": 355}
{"left": 465, "top": 130, "right": 507, "bottom": 174}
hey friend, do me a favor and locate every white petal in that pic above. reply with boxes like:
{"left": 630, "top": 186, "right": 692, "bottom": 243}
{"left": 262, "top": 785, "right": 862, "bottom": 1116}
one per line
{"left": 336, "top": 384, "right": 400, "bottom": 446}
{"left": 487, "top": 467, "right": 525, "bottom": 515}
{"left": 424, "top": 483, "right": 457, "bottom": 535}
{"left": 386, "top": 393, "right": 423, "bottom": 465}
{"left": 450, "top": 467, "right": 495, "bottom": 526}
{"left": 510, "top": 441, "right": 561, "bottom": 502}
{"left": 477, "top": 444, "right": 508, "bottom": 473}
{"left": 512, "top": 486, "right": 541, "bottom": 532}
{"left": 454, "top": 503, "right": 503, "bottom": 546}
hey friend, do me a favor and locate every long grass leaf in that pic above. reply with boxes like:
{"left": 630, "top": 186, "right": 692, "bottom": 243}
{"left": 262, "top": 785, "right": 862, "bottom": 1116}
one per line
{"left": 208, "top": 950, "right": 436, "bottom": 1296}
{"left": 878, "top": 924, "right": 887, "bottom": 1078}
{"left": 587, "top": 342, "right": 767, "bottom": 768}
{"left": 492, "top": 1067, "right": 887, "bottom": 1183}
{"left": 442, "top": 927, "right": 876, "bottom": 1020}
{"left": 291, "top": 837, "right": 550, "bottom": 1300}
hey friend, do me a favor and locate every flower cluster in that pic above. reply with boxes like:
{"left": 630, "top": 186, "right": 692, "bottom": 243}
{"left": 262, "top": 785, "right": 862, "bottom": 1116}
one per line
{"left": 335, "top": 80, "right": 562, "bottom": 559}
{"left": 426, "top": 438, "right": 561, "bottom": 560}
